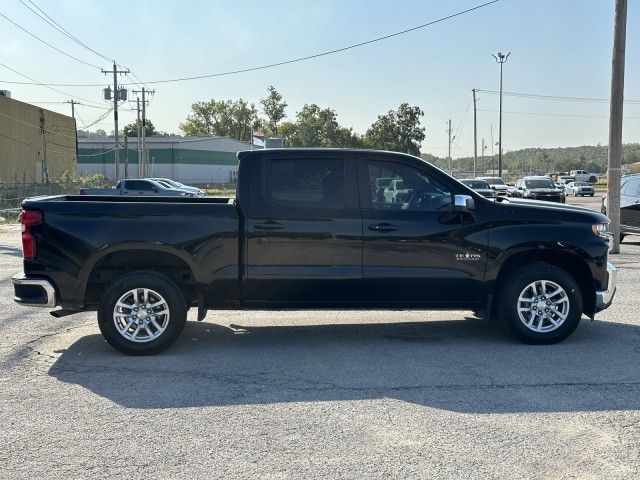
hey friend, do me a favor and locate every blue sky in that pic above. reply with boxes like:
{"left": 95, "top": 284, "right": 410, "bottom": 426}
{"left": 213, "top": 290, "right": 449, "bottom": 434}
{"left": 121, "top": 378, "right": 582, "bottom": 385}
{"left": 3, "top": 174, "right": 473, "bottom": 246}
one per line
{"left": 1, "top": 0, "right": 638, "bottom": 158}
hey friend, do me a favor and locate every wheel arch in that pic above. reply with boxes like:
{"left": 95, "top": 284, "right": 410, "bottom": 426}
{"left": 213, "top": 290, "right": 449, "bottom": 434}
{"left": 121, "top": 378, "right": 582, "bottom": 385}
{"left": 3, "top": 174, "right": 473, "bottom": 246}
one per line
{"left": 78, "top": 243, "right": 199, "bottom": 307}
{"left": 491, "top": 248, "right": 596, "bottom": 316}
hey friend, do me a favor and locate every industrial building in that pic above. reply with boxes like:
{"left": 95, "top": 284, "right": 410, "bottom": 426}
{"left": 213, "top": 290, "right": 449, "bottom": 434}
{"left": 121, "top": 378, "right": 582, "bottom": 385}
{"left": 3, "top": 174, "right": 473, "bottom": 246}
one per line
{"left": 0, "top": 92, "right": 77, "bottom": 184}
{"left": 78, "top": 136, "right": 255, "bottom": 185}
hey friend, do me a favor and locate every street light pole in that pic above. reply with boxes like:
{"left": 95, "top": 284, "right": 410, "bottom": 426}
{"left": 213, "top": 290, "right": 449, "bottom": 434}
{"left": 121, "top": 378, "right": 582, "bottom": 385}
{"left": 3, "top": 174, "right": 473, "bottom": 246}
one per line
{"left": 492, "top": 51, "right": 510, "bottom": 178}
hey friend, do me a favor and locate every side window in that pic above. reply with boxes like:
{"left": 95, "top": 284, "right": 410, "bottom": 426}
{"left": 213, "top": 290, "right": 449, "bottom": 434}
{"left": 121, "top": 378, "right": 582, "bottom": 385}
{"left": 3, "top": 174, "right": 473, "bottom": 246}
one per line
{"left": 123, "top": 180, "right": 139, "bottom": 190}
{"left": 138, "top": 181, "right": 155, "bottom": 191}
{"left": 266, "top": 158, "right": 345, "bottom": 210}
{"left": 367, "top": 161, "right": 452, "bottom": 212}
{"left": 623, "top": 178, "right": 640, "bottom": 197}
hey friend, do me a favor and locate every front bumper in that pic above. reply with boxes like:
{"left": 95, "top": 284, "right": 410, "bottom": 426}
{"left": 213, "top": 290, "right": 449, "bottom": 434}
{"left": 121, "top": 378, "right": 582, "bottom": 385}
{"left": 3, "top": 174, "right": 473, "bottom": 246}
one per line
{"left": 595, "top": 262, "right": 617, "bottom": 312}
{"left": 12, "top": 274, "right": 57, "bottom": 308}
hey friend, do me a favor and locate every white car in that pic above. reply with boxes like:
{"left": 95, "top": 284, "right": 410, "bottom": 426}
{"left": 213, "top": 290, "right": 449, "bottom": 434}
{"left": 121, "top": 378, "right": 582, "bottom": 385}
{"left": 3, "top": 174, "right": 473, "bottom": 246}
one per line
{"left": 146, "top": 178, "right": 206, "bottom": 197}
{"left": 564, "top": 181, "right": 595, "bottom": 197}
{"left": 477, "top": 177, "right": 509, "bottom": 196}
{"left": 383, "top": 179, "right": 412, "bottom": 203}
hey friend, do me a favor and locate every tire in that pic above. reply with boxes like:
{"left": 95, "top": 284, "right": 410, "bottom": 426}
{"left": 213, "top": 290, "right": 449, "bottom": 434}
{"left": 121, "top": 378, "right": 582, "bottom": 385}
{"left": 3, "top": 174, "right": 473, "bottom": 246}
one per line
{"left": 496, "top": 262, "right": 583, "bottom": 344}
{"left": 589, "top": 193, "right": 594, "bottom": 197}
{"left": 98, "top": 271, "right": 187, "bottom": 355}
{"left": 620, "top": 234, "right": 626, "bottom": 243}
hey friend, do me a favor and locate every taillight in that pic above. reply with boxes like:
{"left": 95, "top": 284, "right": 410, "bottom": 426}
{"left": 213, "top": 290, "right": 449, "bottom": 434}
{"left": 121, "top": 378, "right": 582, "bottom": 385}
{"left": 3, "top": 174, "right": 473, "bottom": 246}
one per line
{"left": 21, "top": 210, "right": 42, "bottom": 260}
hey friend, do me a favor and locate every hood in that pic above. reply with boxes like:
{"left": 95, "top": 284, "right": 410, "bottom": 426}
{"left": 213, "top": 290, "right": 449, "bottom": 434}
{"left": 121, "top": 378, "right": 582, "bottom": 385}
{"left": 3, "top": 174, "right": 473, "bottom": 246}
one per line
{"left": 495, "top": 197, "right": 609, "bottom": 223}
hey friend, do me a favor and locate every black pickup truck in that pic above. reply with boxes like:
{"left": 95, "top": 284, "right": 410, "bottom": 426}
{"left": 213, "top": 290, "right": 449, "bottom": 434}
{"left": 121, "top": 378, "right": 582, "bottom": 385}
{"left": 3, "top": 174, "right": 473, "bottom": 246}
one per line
{"left": 13, "top": 149, "right": 617, "bottom": 355}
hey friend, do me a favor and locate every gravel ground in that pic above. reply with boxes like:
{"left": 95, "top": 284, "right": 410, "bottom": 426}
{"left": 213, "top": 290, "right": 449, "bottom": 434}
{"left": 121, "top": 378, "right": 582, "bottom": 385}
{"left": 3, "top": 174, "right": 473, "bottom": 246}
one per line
{"left": 1, "top": 196, "right": 639, "bottom": 479}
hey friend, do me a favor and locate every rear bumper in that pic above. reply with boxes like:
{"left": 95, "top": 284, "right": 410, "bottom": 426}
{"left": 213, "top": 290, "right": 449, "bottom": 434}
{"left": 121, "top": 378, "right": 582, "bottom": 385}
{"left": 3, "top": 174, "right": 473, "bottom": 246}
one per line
{"left": 595, "top": 262, "right": 617, "bottom": 312}
{"left": 12, "top": 274, "right": 57, "bottom": 308}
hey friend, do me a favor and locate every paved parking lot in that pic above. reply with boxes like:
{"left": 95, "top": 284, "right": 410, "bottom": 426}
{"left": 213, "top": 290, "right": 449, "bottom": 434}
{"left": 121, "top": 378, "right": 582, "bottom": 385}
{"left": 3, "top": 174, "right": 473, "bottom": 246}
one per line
{"left": 1, "top": 196, "right": 640, "bottom": 479}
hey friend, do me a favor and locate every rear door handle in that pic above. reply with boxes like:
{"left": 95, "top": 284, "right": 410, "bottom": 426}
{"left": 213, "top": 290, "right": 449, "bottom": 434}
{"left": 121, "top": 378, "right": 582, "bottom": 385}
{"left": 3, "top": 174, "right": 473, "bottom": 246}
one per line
{"left": 368, "top": 223, "right": 398, "bottom": 232}
{"left": 254, "top": 221, "right": 284, "bottom": 230}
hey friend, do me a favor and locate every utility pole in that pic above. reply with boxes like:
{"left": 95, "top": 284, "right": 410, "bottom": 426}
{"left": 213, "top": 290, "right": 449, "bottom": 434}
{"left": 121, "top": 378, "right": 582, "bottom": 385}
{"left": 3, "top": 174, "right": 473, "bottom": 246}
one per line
{"left": 132, "top": 87, "right": 155, "bottom": 178}
{"left": 607, "top": 0, "right": 627, "bottom": 254}
{"left": 481, "top": 137, "right": 485, "bottom": 174}
{"left": 102, "top": 62, "right": 129, "bottom": 182}
{"left": 65, "top": 99, "right": 80, "bottom": 119}
{"left": 141, "top": 88, "right": 146, "bottom": 177}
{"left": 472, "top": 89, "right": 478, "bottom": 177}
{"left": 492, "top": 52, "right": 510, "bottom": 178}
{"left": 66, "top": 99, "right": 80, "bottom": 157}
{"left": 124, "top": 135, "right": 129, "bottom": 179}
{"left": 136, "top": 97, "right": 141, "bottom": 177}
{"left": 447, "top": 119, "right": 455, "bottom": 174}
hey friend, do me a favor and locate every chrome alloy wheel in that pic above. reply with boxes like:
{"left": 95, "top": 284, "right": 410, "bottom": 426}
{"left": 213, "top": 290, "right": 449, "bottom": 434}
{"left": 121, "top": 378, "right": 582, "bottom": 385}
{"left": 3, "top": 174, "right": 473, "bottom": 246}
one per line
{"left": 517, "top": 280, "right": 570, "bottom": 333}
{"left": 112, "top": 288, "right": 170, "bottom": 343}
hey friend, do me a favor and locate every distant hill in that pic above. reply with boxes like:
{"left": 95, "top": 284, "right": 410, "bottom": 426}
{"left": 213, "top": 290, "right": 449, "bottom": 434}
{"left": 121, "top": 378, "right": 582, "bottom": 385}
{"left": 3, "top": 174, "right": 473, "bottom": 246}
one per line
{"left": 421, "top": 143, "right": 640, "bottom": 176}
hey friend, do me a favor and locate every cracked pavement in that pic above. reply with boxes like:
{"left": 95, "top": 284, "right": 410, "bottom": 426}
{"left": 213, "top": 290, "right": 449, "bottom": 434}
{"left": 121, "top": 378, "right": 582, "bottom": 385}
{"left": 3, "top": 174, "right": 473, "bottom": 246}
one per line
{"left": 1, "top": 196, "right": 640, "bottom": 479}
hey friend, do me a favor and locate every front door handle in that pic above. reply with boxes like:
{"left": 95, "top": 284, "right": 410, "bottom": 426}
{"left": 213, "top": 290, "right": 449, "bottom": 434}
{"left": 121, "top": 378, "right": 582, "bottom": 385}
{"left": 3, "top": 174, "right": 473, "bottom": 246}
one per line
{"left": 254, "top": 221, "right": 284, "bottom": 230}
{"left": 368, "top": 223, "right": 398, "bottom": 232}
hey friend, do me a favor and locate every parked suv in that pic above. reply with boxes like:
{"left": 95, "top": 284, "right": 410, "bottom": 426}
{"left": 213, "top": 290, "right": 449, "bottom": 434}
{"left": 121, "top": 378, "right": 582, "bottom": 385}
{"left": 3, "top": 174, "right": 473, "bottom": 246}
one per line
{"left": 602, "top": 173, "right": 640, "bottom": 241}
{"left": 459, "top": 179, "right": 497, "bottom": 198}
{"left": 511, "top": 176, "right": 566, "bottom": 203}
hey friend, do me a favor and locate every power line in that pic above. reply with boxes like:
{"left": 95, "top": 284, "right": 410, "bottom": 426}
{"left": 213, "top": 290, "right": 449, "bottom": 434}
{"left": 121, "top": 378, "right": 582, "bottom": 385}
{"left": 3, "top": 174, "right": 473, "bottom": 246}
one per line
{"left": 0, "top": 111, "right": 78, "bottom": 138}
{"left": 18, "top": 0, "right": 148, "bottom": 89}
{"left": 0, "top": 1, "right": 500, "bottom": 87}
{"left": 478, "top": 108, "right": 640, "bottom": 118}
{"left": 477, "top": 89, "right": 640, "bottom": 104}
{"left": 0, "top": 131, "right": 75, "bottom": 155}
{"left": 0, "top": 11, "right": 101, "bottom": 69}
{"left": 78, "top": 146, "right": 119, "bottom": 157}
{"left": 0, "top": 61, "right": 103, "bottom": 106}
{"left": 19, "top": 0, "right": 113, "bottom": 63}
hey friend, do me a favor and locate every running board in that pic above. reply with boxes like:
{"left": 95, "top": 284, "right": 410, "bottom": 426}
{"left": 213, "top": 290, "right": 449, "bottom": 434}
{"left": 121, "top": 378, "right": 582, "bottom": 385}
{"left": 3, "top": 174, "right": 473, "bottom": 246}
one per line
{"left": 50, "top": 309, "right": 82, "bottom": 318}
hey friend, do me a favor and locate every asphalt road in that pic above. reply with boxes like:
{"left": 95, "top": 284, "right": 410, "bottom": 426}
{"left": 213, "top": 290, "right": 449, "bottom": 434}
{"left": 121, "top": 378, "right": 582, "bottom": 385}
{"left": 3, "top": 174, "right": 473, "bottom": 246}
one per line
{"left": 1, "top": 196, "right": 640, "bottom": 479}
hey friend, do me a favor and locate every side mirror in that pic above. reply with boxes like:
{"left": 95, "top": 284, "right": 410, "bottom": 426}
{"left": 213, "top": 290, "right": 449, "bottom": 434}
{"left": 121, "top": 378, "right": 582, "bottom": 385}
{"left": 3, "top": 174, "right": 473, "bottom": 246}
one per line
{"left": 454, "top": 194, "right": 475, "bottom": 212}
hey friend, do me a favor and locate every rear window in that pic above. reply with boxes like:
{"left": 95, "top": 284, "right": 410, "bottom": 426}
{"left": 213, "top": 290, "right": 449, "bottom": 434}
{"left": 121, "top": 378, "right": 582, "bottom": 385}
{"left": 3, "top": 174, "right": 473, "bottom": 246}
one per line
{"left": 461, "top": 180, "right": 490, "bottom": 189}
{"left": 525, "top": 179, "right": 555, "bottom": 189}
{"left": 482, "top": 177, "right": 505, "bottom": 185}
{"left": 266, "top": 158, "right": 345, "bottom": 209}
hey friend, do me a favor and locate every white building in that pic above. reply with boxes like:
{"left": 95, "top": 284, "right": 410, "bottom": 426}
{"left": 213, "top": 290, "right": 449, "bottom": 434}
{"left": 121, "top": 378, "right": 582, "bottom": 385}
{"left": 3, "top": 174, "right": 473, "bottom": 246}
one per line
{"left": 78, "top": 136, "right": 255, "bottom": 185}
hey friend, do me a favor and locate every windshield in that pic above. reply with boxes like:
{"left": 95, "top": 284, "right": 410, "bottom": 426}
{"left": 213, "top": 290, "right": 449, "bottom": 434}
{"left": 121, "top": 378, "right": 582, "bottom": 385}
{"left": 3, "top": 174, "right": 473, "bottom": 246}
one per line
{"left": 525, "top": 179, "right": 555, "bottom": 189}
{"left": 461, "top": 180, "right": 490, "bottom": 189}
{"left": 483, "top": 177, "right": 505, "bottom": 185}
{"left": 574, "top": 181, "right": 589, "bottom": 186}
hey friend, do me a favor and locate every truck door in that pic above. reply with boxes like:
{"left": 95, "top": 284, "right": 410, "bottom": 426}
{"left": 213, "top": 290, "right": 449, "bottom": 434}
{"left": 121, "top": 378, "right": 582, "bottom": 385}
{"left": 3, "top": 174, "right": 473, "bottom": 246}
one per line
{"left": 244, "top": 153, "right": 363, "bottom": 306}
{"left": 358, "top": 155, "right": 487, "bottom": 307}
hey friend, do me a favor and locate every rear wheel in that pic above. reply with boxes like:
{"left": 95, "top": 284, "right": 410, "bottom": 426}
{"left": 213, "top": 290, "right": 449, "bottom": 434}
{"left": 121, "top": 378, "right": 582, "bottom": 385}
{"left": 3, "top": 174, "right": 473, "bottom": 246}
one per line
{"left": 98, "top": 271, "right": 187, "bottom": 355}
{"left": 497, "top": 263, "right": 583, "bottom": 344}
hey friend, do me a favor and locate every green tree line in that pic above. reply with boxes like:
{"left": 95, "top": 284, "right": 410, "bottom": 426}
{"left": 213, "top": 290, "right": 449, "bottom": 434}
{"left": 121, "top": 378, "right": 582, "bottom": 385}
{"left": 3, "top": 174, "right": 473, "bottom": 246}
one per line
{"left": 422, "top": 143, "right": 640, "bottom": 175}
{"left": 179, "top": 86, "right": 426, "bottom": 156}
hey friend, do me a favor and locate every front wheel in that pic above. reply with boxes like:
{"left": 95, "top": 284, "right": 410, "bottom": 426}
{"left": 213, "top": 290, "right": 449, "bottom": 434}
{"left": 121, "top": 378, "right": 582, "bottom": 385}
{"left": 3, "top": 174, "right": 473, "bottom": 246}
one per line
{"left": 98, "top": 271, "right": 187, "bottom": 355}
{"left": 497, "top": 263, "right": 583, "bottom": 344}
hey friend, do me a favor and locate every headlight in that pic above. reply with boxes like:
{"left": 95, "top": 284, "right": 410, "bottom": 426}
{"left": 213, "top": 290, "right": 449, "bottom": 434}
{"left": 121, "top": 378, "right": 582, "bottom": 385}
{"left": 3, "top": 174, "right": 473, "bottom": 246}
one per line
{"left": 592, "top": 223, "right": 609, "bottom": 236}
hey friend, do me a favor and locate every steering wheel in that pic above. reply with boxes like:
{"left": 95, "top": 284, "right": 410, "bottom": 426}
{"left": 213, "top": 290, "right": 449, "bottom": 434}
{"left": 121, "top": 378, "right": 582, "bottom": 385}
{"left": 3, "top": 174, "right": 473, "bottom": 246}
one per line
{"left": 404, "top": 188, "right": 450, "bottom": 211}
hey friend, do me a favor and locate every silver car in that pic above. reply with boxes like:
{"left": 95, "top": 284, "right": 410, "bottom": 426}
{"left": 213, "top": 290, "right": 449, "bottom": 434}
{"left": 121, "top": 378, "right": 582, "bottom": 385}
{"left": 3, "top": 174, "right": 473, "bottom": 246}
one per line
{"left": 565, "top": 181, "right": 595, "bottom": 197}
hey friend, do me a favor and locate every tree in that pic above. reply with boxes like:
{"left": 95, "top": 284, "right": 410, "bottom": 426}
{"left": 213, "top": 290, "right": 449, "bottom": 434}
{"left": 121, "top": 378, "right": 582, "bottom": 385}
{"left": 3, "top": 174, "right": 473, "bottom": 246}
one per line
{"left": 123, "top": 119, "right": 158, "bottom": 137}
{"left": 283, "top": 104, "right": 363, "bottom": 148}
{"left": 179, "top": 99, "right": 258, "bottom": 142}
{"left": 76, "top": 128, "right": 107, "bottom": 138}
{"left": 365, "top": 103, "right": 425, "bottom": 156}
{"left": 260, "top": 86, "right": 287, "bottom": 135}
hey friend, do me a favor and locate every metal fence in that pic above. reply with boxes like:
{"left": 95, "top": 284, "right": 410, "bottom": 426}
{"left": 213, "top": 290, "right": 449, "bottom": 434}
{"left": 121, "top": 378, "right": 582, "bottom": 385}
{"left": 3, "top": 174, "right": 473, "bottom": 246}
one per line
{"left": 0, "top": 182, "right": 81, "bottom": 210}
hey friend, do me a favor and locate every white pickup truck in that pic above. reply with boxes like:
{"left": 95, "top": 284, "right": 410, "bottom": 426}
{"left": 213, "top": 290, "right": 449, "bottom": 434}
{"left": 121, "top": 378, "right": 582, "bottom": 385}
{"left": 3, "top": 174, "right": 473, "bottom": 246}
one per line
{"left": 570, "top": 170, "right": 598, "bottom": 183}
